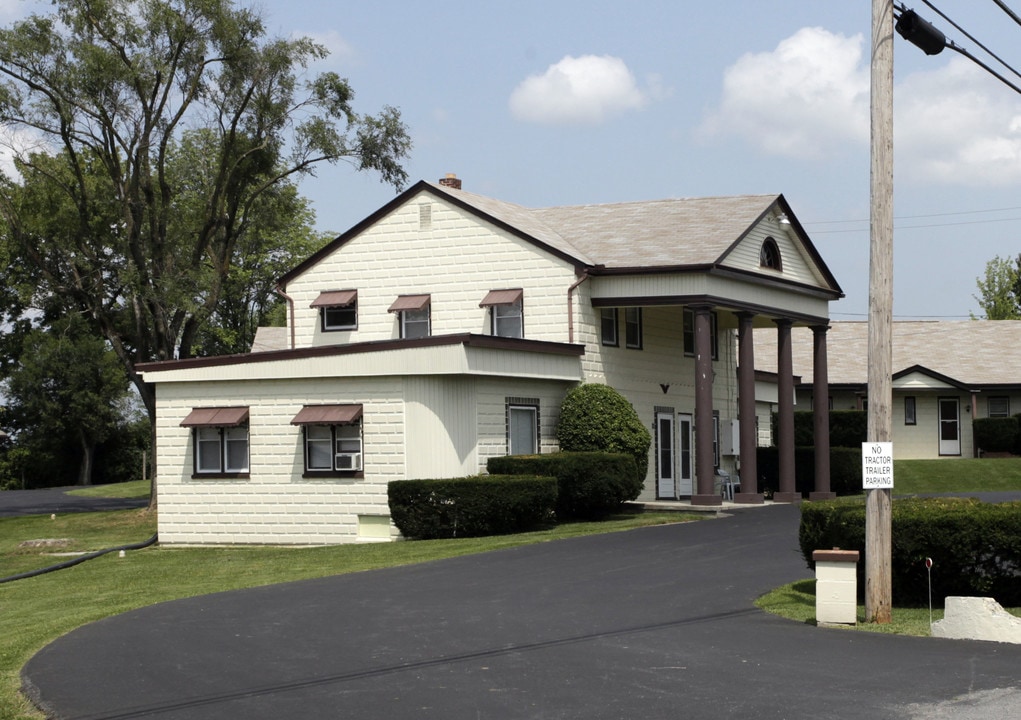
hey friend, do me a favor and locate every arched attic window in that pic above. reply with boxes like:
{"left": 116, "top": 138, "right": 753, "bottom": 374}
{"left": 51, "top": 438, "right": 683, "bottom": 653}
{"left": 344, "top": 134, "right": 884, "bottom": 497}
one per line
{"left": 759, "top": 237, "right": 783, "bottom": 271}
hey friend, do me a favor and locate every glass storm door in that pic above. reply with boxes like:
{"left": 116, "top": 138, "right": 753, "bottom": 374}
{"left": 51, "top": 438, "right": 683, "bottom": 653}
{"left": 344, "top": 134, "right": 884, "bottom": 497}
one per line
{"left": 656, "top": 412, "right": 675, "bottom": 499}
{"left": 938, "top": 398, "right": 961, "bottom": 456}
{"left": 678, "top": 413, "right": 694, "bottom": 496}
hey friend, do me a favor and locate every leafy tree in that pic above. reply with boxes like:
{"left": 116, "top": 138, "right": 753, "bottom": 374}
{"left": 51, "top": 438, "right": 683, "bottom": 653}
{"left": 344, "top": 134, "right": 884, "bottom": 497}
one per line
{"left": 555, "top": 383, "right": 652, "bottom": 482}
{"left": 3, "top": 315, "right": 130, "bottom": 486}
{"left": 0, "top": 0, "right": 411, "bottom": 498}
{"left": 973, "top": 254, "right": 1021, "bottom": 319}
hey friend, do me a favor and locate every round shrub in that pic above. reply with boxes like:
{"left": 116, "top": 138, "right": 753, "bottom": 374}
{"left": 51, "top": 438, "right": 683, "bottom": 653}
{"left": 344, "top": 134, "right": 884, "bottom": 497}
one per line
{"left": 555, "top": 384, "right": 651, "bottom": 483}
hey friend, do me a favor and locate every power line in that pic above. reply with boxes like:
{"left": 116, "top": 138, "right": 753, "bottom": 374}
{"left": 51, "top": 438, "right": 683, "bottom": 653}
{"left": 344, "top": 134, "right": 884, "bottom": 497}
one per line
{"left": 805, "top": 205, "right": 1021, "bottom": 233}
{"left": 896, "top": 2, "right": 1021, "bottom": 94}
{"left": 810, "top": 215, "right": 1021, "bottom": 234}
{"left": 990, "top": 0, "right": 1021, "bottom": 28}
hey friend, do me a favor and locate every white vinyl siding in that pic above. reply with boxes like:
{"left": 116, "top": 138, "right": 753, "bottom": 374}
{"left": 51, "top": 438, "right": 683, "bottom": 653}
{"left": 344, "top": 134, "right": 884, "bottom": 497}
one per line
{"left": 719, "top": 219, "right": 826, "bottom": 288}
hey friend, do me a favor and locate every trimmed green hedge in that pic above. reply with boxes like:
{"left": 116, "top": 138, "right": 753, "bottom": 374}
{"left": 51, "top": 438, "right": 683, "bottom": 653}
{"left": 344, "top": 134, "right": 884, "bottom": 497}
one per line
{"left": 388, "top": 475, "right": 557, "bottom": 540}
{"left": 757, "top": 446, "right": 862, "bottom": 497}
{"left": 487, "top": 452, "right": 640, "bottom": 520}
{"left": 781, "top": 410, "right": 867, "bottom": 449}
{"left": 800, "top": 497, "right": 1021, "bottom": 606}
{"left": 974, "top": 416, "right": 1020, "bottom": 454}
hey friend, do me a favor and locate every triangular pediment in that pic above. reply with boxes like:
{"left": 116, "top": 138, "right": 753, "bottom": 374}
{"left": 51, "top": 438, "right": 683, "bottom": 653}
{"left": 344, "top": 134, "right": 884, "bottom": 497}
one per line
{"left": 718, "top": 198, "right": 837, "bottom": 293}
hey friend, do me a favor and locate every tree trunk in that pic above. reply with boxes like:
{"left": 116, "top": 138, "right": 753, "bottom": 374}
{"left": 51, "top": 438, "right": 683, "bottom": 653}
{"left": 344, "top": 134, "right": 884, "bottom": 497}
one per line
{"left": 78, "top": 429, "right": 94, "bottom": 486}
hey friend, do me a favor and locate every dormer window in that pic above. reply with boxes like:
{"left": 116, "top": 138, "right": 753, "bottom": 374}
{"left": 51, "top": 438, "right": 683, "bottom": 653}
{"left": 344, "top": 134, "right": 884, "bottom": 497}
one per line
{"left": 760, "top": 238, "right": 782, "bottom": 271}
{"left": 312, "top": 290, "right": 357, "bottom": 331}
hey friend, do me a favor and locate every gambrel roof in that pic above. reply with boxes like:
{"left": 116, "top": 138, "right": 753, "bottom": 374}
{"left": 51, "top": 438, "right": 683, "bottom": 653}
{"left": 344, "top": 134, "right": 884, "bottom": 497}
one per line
{"left": 754, "top": 320, "right": 1021, "bottom": 389}
{"left": 279, "top": 180, "right": 843, "bottom": 298}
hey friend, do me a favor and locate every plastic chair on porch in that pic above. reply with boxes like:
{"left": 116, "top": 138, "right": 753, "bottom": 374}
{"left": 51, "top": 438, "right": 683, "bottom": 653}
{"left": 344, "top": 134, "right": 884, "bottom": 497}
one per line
{"left": 715, "top": 468, "right": 740, "bottom": 502}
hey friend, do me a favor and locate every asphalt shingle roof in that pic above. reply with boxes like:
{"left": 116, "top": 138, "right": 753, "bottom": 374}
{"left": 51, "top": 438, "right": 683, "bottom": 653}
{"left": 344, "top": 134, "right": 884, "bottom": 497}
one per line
{"left": 754, "top": 320, "right": 1021, "bottom": 387}
{"left": 429, "top": 182, "right": 779, "bottom": 270}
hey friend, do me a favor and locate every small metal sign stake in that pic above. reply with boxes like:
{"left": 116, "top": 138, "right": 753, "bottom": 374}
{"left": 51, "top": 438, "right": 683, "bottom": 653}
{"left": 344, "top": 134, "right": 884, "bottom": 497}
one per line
{"left": 926, "top": 557, "right": 934, "bottom": 628}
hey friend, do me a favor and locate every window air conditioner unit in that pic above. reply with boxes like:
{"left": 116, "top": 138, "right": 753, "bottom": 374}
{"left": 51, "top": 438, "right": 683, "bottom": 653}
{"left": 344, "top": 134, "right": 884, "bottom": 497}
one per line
{"left": 336, "top": 452, "right": 362, "bottom": 471}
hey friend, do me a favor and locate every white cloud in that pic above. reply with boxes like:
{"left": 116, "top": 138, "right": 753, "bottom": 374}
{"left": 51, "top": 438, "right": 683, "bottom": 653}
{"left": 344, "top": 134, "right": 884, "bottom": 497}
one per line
{"left": 703, "top": 26, "right": 1021, "bottom": 188}
{"left": 700, "top": 27, "right": 870, "bottom": 159}
{"left": 895, "top": 56, "right": 1021, "bottom": 186}
{"left": 292, "top": 29, "right": 356, "bottom": 63}
{"left": 509, "top": 55, "right": 650, "bottom": 125}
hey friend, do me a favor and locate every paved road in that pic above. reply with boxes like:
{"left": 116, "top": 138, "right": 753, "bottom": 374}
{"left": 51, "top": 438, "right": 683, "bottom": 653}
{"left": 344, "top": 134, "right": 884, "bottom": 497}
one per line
{"left": 18, "top": 502, "right": 1021, "bottom": 719}
{"left": 0, "top": 486, "right": 148, "bottom": 518}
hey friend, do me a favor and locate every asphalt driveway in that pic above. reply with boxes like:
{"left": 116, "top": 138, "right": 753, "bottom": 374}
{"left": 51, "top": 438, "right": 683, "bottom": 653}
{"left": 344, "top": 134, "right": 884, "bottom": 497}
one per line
{"left": 0, "top": 486, "right": 148, "bottom": 518}
{"left": 18, "top": 501, "right": 1021, "bottom": 719}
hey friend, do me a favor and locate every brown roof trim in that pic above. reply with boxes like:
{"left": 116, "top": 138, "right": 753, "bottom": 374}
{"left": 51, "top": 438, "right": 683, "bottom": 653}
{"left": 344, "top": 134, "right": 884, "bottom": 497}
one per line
{"left": 138, "top": 333, "right": 585, "bottom": 374}
{"left": 291, "top": 404, "right": 363, "bottom": 425}
{"left": 278, "top": 182, "right": 589, "bottom": 289}
{"left": 479, "top": 288, "right": 523, "bottom": 307}
{"left": 774, "top": 194, "right": 844, "bottom": 295}
{"left": 589, "top": 294, "right": 831, "bottom": 326}
{"left": 589, "top": 263, "right": 842, "bottom": 300}
{"left": 418, "top": 185, "right": 590, "bottom": 270}
{"left": 892, "top": 365, "right": 970, "bottom": 391}
{"left": 388, "top": 294, "right": 431, "bottom": 313}
{"left": 180, "top": 407, "right": 250, "bottom": 427}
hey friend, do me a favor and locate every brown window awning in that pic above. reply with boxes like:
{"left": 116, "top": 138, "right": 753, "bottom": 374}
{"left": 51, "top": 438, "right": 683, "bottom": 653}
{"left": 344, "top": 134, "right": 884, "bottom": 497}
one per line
{"left": 479, "top": 288, "right": 523, "bottom": 307}
{"left": 290, "top": 404, "right": 363, "bottom": 426}
{"left": 388, "top": 294, "right": 431, "bottom": 313}
{"left": 180, "top": 407, "right": 250, "bottom": 428}
{"left": 310, "top": 289, "right": 357, "bottom": 309}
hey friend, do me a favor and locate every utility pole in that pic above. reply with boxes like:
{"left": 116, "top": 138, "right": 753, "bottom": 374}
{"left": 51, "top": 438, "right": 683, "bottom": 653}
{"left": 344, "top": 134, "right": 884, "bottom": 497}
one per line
{"left": 867, "top": 0, "right": 894, "bottom": 624}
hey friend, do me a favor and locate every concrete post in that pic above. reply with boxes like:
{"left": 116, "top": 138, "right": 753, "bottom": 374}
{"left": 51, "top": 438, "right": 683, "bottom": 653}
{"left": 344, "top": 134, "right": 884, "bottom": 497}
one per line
{"left": 736, "top": 312, "right": 762, "bottom": 503}
{"left": 810, "top": 325, "right": 835, "bottom": 500}
{"left": 692, "top": 305, "right": 721, "bottom": 506}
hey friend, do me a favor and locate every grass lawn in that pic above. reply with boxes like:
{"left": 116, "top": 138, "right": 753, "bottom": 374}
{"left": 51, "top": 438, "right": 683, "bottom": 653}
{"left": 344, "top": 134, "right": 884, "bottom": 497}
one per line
{"left": 0, "top": 501, "right": 696, "bottom": 720}
{"left": 893, "top": 457, "right": 1021, "bottom": 494}
{"left": 757, "top": 579, "right": 1021, "bottom": 635}
{"left": 65, "top": 479, "right": 152, "bottom": 500}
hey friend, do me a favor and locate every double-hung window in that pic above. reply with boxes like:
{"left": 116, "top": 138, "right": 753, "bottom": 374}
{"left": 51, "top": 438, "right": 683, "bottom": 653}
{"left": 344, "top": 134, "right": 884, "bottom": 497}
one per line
{"left": 292, "top": 404, "right": 364, "bottom": 475}
{"left": 625, "top": 308, "right": 643, "bottom": 349}
{"left": 683, "top": 308, "right": 718, "bottom": 359}
{"left": 311, "top": 290, "right": 357, "bottom": 332}
{"left": 989, "top": 396, "right": 1010, "bottom": 418}
{"left": 507, "top": 398, "right": 540, "bottom": 455}
{"left": 389, "top": 294, "right": 431, "bottom": 339}
{"left": 600, "top": 308, "right": 618, "bottom": 346}
{"left": 904, "top": 396, "right": 917, "bottom": 425}
{"left": 181, "top": 407, "right": 250, "bottom": 477}
{"left": 480, "top": 289, "right": 524, "bottom": 338}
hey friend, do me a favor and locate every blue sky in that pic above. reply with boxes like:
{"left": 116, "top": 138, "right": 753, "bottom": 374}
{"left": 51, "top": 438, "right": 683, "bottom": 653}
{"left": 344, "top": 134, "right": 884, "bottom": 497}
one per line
{"left": 7, "top": 1, "right": 1021, "bottom": 320}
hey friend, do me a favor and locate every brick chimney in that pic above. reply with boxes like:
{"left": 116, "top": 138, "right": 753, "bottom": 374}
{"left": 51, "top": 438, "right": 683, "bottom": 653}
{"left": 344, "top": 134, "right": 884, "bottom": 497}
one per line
{"left": 438, "top": 173, "right": 462, "bottom": 190}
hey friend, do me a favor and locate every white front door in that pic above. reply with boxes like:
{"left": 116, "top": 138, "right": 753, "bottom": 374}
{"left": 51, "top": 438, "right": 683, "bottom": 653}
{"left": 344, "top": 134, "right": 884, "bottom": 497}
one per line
{"left": 678, "top": 413, "right": 694, "bottom": 496}
{"left": 939, "top": 398, "right": 961, "bottom": 456}
{"left": 656, "top": 412, "right": 675, "bottom": 499}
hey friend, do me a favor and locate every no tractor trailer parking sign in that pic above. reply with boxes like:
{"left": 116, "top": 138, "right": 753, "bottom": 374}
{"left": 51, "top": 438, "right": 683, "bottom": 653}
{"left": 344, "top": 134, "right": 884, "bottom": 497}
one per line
{"left": 861, "top": 442, "right": 894, "bottom": 489}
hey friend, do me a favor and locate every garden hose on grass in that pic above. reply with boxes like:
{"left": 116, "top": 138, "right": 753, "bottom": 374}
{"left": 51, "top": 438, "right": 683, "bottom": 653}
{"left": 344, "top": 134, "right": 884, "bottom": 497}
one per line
{"left": 0, "top": 533, "right": 158, "bottom": 585}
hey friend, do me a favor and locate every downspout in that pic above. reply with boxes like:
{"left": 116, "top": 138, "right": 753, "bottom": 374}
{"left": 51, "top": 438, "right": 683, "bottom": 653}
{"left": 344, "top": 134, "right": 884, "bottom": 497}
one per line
{"left": 275, "top": 284, "right": 296, "bottom": 350}
{"left": 567, "top": 268, "right": 591, "bottom": 344}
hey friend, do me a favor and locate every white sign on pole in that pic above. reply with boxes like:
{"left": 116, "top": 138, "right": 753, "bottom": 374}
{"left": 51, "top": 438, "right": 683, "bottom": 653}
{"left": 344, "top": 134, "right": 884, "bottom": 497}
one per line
{"left": 861, "top": 442, "right": 894, "bottom": 489}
